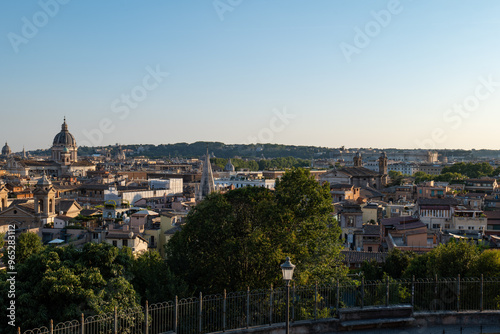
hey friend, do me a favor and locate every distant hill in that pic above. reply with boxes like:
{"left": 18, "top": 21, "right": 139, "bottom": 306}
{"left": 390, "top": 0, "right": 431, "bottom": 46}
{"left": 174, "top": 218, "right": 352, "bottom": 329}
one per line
{"left": 25, "top": 143, "right": 500, "bottom": 161}
{"left": 74, "top": 142, "right": 335, "bottom": 160}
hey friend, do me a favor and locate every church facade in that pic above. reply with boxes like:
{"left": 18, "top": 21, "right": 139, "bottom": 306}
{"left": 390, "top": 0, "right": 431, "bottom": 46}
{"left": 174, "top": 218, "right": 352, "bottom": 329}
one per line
{"left": 321, "top": 152, "right": 389, "bottom": 190}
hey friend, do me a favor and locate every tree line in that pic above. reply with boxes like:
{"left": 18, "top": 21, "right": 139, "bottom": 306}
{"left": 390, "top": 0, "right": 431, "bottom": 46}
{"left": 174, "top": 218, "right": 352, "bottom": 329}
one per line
{"left": 389, "top": 162, "right": 500, "bottom": 186}
{"left": 361, "top": 241, "right": 500, "bottom": 280}
{"left": 211, "top": 157, "right": 310, "bottom": 171}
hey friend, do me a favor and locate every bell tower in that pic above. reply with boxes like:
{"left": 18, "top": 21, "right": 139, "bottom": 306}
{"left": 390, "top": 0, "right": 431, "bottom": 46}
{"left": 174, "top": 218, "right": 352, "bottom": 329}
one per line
{"left": 0, "top": 181, "right": 8, "bottom": 211}
{"left": 378, "top": 151, "right": 388, "bottom": 175}
{"left": 34, "top": 175, "right": 56, "bottom": 221}
{"left": 353, "top": 152, "right": 362, "bottom": 167}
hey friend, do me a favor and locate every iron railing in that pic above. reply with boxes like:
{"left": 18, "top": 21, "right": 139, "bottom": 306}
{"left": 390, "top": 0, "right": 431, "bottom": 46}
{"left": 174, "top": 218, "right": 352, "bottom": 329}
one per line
{"left": 21, "top": 275, "right": 500, "bottom": 334}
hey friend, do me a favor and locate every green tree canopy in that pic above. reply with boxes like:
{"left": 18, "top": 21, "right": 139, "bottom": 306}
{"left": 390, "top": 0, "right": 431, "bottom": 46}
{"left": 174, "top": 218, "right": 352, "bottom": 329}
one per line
{"left": 131, "top": 250, "right": 188, "bottom": 304}
{"left": 16, "top": 231, "right": 43, "bottom": 263}
{"left": 166, "top": 168, "right": 346, "bottom": 294}
{"left": 441, "top": 162, "right": 495, "bottom": 179}
{"left": 471, "top": 249, "right": 500, "bottom": 277}
{"left": 0, "top": 242, "right": 140, "bottom": 332}
{"left": 388, "top": 171, "right": 404, "bottom": 186}
{"left": 383, "top": 249, "right": 416, "bottom": 279}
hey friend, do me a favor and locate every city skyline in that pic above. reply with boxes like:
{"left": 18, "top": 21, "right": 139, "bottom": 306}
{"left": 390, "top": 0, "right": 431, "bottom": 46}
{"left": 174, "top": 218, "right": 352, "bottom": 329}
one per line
{"left": 2, "top": 1, "right": 500, "bottom": 150}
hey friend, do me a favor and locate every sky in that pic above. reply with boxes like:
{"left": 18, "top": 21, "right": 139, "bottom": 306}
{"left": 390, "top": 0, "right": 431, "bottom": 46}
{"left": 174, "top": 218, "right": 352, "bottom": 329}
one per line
{"left": 2, "top": 0, "right": 500, "bottom": 151}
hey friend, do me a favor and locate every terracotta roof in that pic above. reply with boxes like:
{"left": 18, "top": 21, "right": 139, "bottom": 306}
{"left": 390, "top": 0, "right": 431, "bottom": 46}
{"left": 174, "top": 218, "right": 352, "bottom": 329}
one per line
{"left": 80, "top": 209, "right": 101, "bottom": 216}
{"left": 71, "top": 161, "right": 95, "bottom": 167}
{"left": 330, "top": 183, "right": 354, "bottom": 189}
{"left": 360, "top": 187, "right": 384, "bottom": 199}
{"left": 363, "top": 224, "right": 381, "bottom": 235}
{"left": 56, "top": 199, "right": 81, "bottom": 213}
{"left": 467, "top": 178, "right": 496, "bottom": 183}
{"left": 417, "top": 198, "right": 459, "bottom": 206}
{"left": 339, "top": 167, "right": 380, "bottom": 177}
{"left": 485, "top": 211, "right": 500, "bottom": 220}
{"left": 23, "top": 160, "right": 58, "bottom": 167}
{"left": 381, "top": 216, "right": 420, "bottom": 226}
{"left": 106, "top": 232, "right": 135, "bottom": 239}
{"left": 341, "top": 251, "right": 388, "bottom": 264}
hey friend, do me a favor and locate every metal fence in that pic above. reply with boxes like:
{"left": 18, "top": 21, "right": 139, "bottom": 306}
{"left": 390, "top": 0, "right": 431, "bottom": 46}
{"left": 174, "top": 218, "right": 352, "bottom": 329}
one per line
{"left": 21, "top": 275, "right": 500, "bottom": 334}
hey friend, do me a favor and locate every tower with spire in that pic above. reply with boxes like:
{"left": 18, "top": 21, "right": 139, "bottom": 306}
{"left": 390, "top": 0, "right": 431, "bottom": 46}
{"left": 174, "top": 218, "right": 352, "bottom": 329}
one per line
{"left": 197, "top": 147, "right": 215, "bottom": 201}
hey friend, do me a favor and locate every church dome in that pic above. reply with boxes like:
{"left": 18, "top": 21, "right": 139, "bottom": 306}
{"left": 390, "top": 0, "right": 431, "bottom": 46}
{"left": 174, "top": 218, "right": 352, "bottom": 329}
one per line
{"left": 2, "top": 142, "right": 11, "bottom": 156}
{"left": 53, "top": 119, "right": 77, "bottom": 147}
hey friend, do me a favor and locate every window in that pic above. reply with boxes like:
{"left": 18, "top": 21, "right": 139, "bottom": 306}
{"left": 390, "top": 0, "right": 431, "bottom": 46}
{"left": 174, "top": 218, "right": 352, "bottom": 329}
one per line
{"left": 347, "top": 216, "right": 354, "bottom": 227}
{"left": 444, "top": 224, "right": 450, "bottom": 229}
{"left": 468, "top": 226, "right": 475, "bottom": 230}
{"left": 112, "top": 240, "right": 117, "bottom": 247}
{"left": 123, "top": 239, "right": 128, "bottom": 247}
{"left": 432, "top": 224, "right": 440, "bottom": 229}
{"left": 368, "top": 247, "right": 373, "bottom": 252}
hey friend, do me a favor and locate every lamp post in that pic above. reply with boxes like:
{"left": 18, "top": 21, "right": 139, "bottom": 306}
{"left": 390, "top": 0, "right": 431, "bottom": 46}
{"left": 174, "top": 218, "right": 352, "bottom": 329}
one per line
{"left": 281, "top": 257, "right": 295, "bottom": 334}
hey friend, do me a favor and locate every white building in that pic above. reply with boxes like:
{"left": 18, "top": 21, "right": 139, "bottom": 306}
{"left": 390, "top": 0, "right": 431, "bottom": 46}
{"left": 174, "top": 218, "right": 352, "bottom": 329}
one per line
{"left": 388, "top": 162, "right": 419, "bottom": 175}
{"left": 215, "top": 178, "right": 275, "bottom": 190}
{"left": 104, "top": 178, "right": 183, "bottom": 206}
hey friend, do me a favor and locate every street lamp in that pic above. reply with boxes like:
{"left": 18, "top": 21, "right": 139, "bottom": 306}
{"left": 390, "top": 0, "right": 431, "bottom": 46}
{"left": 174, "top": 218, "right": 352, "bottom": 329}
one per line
{"left": 281, "top": 257, "right": 295, "bottom": 334}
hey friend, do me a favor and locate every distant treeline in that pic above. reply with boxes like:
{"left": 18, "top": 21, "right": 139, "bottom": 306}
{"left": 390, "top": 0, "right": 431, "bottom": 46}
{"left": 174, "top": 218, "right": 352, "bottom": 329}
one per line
{"left": 211, "top": 157, "right": 311, "bottom": 171}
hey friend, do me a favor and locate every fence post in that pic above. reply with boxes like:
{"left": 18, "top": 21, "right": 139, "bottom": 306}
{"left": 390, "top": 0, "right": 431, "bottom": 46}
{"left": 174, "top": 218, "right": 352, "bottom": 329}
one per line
{"left": 223, "top": 289, "right": 227, "bottom": 332}
{"left": 480, "top": 274, "right": 484, "bottom": 312}
{"left": 246, "top": 287, "right": 250, "bottom": 329}
{"left": 50, "top": 320, "right": 53, "bottom": 334}
{"left": 81, "top": 313, "right": 84, "bottom": 334}
{"left": 411, "top": 276, "right": 415, "bottom": 307}
{"left": 292, "top": 282, "right": 296, "bottom": 323}
{"left": 269, "top": 284, "right": 273, "bottom": 326}
{"left": 114, "top": 306, "right": 118, "bottom": 334}
{"left": 457, "top": 275, "right": 460, "bottom": 312}
{"left": 336, "top": 280, "right": 340, "bottom": 317}
{"left": 199, "top": 292, "right": 203, "bottom": 334}
{"left": 386, "top": 276, "right": 390, "bottom": 307}
{"left": 174, "top": 296, "right": 178, "bottom": 334}
{"left": 145, "top": 300, "right": 149, "bottom": 334}
{"left": 314, "top": 282, "right": 318, "bottom": 321}
{"left": 361, "top": 277, "right": 364, "bottom": 309}
{"left": 434, "top": 274, "right": 438, "bottom": 312}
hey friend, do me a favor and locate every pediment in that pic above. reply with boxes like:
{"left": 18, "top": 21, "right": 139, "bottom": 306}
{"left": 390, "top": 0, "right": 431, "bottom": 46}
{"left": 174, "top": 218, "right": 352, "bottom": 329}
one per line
{"left": 0, "top": 205, "right": 35, "bottom": 218}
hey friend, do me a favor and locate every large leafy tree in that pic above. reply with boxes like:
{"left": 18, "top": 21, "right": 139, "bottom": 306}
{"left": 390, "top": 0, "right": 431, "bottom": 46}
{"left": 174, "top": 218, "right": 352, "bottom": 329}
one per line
{"left": 16, "top": 232, "right": 44, "bottom": 263}
{"left": 131, "top": 250, "right": 188, "bottom": 304}
{"left": 383, "top": 249, "right": 416, "bottom": 279}
{"left": 425, "top": 240, "right": 480, "bottom": 277}
{"left": 166, "top": 168, "right": 346, "bottom": 294}
{"left": 470, "top": 250, "right": 500, "bottom": 277}
{"left": 0, "top": 242, "right": 140, "bottom": 332}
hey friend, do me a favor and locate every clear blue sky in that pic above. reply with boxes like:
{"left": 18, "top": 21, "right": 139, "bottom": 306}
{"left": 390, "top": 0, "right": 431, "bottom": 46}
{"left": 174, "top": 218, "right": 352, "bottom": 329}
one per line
{"left": 1, "top": 0, "right": 500, "bottom": 151}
